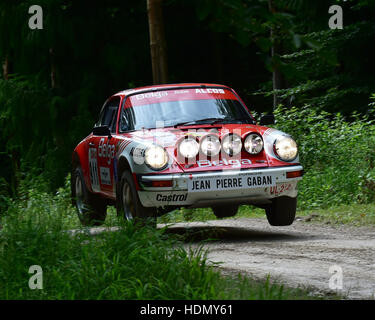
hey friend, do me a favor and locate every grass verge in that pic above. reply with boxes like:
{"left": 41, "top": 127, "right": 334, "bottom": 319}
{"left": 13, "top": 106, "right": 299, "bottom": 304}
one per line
{"left": 294, "top": 203, "right": 375, "bottom": 226}
{"left": 0, "top": 183, "right": 326, "bottom": 300}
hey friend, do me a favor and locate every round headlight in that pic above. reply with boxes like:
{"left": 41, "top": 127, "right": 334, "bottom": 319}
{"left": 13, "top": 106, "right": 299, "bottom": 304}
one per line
{"left": 200, "top": 135, "right": 221, "bottom": 157}
{"left": 244, "top": 133, "right": 263, "bottom": 155}
{"left": 274, "top": 137, "right": 298, "bottom": 161}
{"left": 222, "top": 134, "right": 242, "bottom": 156}
{"left": 144, "top": 145, "right": 168, "bottom": 170}
{"left": 179, "top": 138, "right": 199, "bottom": 159}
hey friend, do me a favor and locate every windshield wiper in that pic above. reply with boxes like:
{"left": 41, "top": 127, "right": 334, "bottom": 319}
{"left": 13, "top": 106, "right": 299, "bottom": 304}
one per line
{"left": 173, "top": 116, "right": 256, "bottom": 127}
{"left": 214, "top": 118, "right": 255, "bottom": 124}
{"left": 173, "top": 117, "right": 225, "bottom": 127}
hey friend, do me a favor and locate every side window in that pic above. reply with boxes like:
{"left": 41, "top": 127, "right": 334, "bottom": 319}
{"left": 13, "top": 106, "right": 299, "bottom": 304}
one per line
{"left": 97, "top": 97, "right": 120, "bottom": 133}
{"left": 120, "top": 108, "right": 132, "bottom": 132}
{"left": 120, "top": 98, "right": 134, "bottom": 132}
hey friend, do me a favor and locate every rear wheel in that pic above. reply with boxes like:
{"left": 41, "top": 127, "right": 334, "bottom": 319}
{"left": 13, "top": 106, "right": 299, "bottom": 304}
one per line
{"left": 117, "top": 171, "right": 157, "bottom": 227}
{"left": 71, "top": 167, "right": 107, "bottom": 226}
{"left": 265, "top": 196, "right": 297, "bottom": 226}
{"left": 212, "top": 205, "right": 239, "bottom": 219}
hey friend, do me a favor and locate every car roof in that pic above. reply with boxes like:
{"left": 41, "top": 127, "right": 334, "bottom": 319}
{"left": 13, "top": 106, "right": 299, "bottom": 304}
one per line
{"left": 113, "top": 83, "right": 231, "bottom": 98}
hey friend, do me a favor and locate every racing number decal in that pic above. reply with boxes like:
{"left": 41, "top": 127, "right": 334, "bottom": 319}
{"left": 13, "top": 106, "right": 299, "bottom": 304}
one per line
{"left": 98, "top": 138, "right": 115, "bottom": 165}
{"left": 99, "top": 167, "right": 111, "bottom": 185}
{"left": 89, "top": 148, "right": 100, "bottom": 192}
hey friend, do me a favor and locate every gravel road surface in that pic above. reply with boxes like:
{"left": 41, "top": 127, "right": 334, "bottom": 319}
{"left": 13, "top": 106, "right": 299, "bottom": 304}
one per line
{"left": 163, "top": 218, "right": 375, "bottom": 299}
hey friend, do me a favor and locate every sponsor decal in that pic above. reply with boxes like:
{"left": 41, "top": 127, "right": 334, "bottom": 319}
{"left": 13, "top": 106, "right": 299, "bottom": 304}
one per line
{"left": 135, "top": 91, "right": 168, "bottom": 100}
{"left": 174, "top": 90, "right": 189, "bottom": 94}
{"left": 197, "top": 159, "right": 252, "bottom": 168}
{"left": 98, "top": 138, "right": 115, "bottom": 165}
{"left": 191, "top": 180, "right": 212, "bottom": 191}
{"left": 183, "top": 131, "right": 212, "bottom": 138}
{"left": 246, "top": 175, "right": 273, "bottom": 187}
{"left": 129, "top": 87, "right": 237, "bottom": 107}
{"left": 99, "top": 167, "right": 111, "bottom": 185}
{"left": 156, "top": 193, "right": 188, "bottom": 202}
{"left": 132, "top": 145, "right": 146, "bottom": 165}
{"left": 188, "top": 173, "right": 274, "bottom": 192}
{"left": 89, "top": 148, "right": 100, "bottom": 192}
{"left": 195, "top": 88, "right": 225, "bottom": 94}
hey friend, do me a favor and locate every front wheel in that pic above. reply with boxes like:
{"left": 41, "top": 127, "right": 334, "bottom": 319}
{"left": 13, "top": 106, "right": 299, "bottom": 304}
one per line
{"left": 212, "top": 205, "right": 239, "bottom": 219}
{"left": 265, "top": 196, "right": 297, "bottom": 226}
{"left": 116, "top": 171, "right": 157, "bottom": 227}
{"left": 71, "top": 166, "right": 107, "bottom": 226}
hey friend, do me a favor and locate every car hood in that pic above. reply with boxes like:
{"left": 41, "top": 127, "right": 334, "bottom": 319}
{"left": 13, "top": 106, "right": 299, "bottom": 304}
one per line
{"left": 124, "top": 124, "right": 275, "bottom": 173}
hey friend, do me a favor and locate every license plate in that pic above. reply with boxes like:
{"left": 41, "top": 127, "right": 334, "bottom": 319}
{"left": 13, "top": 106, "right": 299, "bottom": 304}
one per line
{"left": 187, "top": 172, "right": 275, "bottom": 192}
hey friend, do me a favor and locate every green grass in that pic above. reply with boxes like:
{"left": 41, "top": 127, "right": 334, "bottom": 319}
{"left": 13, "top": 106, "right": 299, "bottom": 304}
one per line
{"left": 295, "top": 203, "right": 375, "bottom": 226}
{"left": 0, "top": 181, "right": 326, "bottom": 300}
{"left": 3, "top": 104, "right": 374, "bottom": 300}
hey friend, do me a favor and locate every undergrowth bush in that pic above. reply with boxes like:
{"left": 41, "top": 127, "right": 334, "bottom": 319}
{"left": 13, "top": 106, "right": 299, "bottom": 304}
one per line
{"left": 2, "top": 103, "right": 372, "bottom": 298}
{"left": 273, "top": 105, "right": 375, "bottom": 209}
{"left": 0, "top": 176, "right": 298, "bottom": 300}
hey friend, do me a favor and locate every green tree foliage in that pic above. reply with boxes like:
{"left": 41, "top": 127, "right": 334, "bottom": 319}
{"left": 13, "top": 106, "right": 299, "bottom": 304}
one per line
{"left": 255, "top": 0, "right": 375, "bottom": 113}
{"left": 0, "top": 0, "right": 151, "bottom": 200}
{"left": 0, "top": 0, "right": 374, "bottom": 211}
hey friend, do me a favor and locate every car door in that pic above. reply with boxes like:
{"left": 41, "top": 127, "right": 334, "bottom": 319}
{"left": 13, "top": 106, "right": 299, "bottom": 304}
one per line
{"left": 89, "top": 97, "right": 121, "bottom": 197}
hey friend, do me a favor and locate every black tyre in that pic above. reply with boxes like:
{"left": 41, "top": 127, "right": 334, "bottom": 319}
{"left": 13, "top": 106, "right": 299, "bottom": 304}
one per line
{"left": 212, "top": 205, "right": 239, "bottom": 219}
{"left": 71, "top": 167, "right": 107, "bottom": 226}
{"left": 116, "top": 171, "right": 157, "bottom": 227}
{"left": 265, "top": 196, "right": 297, "bottom": 226}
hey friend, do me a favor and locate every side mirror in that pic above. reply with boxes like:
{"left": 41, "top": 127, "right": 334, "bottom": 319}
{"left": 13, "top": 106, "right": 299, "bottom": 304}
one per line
{"left": 92, "top": 125, "right": 111, "bottom": 137}
{"left": 259, "top": 114, "right": 275, "bottom": 126}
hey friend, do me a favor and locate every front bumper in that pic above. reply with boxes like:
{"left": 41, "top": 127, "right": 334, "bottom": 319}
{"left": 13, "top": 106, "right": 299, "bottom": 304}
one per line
{"left": 137, "top": 165, "right": 303, "bottom": 208}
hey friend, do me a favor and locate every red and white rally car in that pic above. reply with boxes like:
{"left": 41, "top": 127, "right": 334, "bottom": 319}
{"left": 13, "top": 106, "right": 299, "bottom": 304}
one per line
{"left": 71, "top": 83, "right": 303, "bottom": 226}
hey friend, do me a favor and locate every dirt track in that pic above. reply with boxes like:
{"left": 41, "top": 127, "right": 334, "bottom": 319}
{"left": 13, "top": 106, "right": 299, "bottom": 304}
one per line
{"left": 163, "top": 218, "right": 375, "bottom": 299}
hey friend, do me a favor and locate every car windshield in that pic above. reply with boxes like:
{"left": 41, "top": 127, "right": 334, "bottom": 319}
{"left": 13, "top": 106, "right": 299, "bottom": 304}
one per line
{"left": 120, "top": 98, "right": 255, "bottom": 131}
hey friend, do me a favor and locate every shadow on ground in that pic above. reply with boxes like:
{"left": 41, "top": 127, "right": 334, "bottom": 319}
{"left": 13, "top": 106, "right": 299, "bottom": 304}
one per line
{"left": 160, "top": 224, "right": 315, "bottom": 243}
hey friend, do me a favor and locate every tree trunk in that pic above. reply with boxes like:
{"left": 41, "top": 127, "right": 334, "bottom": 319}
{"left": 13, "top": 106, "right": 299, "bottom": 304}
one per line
{"left": 147, "top": 0, "right": 168, "bottom": 84}
{"left": 10, "top": 149, "right": 20, "bottom": 197}
{"left": 269, "top": 0, "right": 283, "bottom": 109}
{"left": 271, "top": 42, "right": 284, "bottom": 108}
{"left": 49, "top": 47, "right": 57, "bottom": 89}
{"left": 2, "top": 55, "right": 10, "bottom": 80}
{"left": 2, "top": 54, "right": 20, "bottom": 196}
